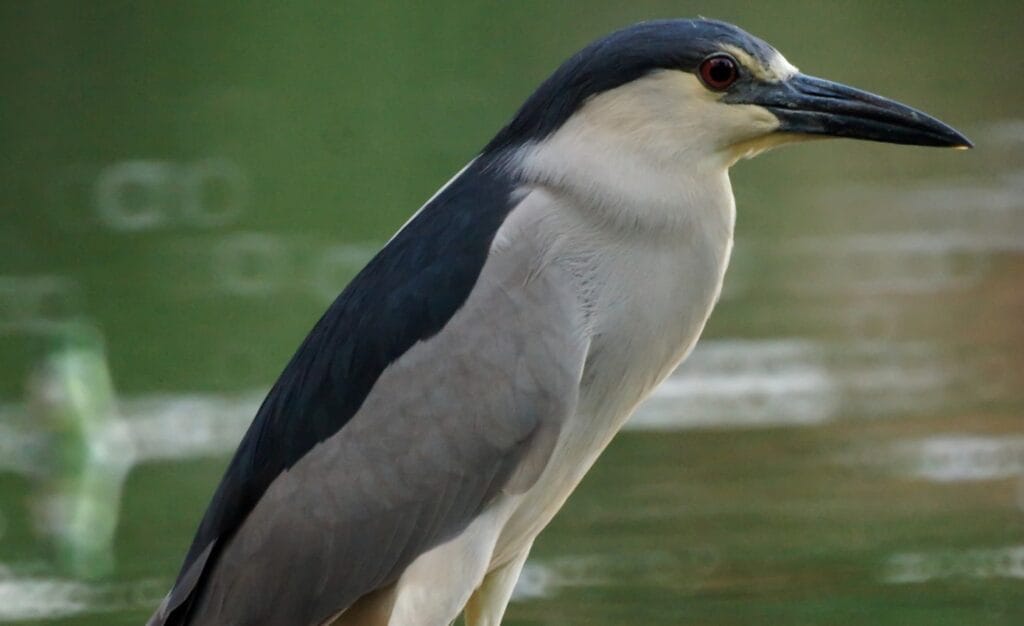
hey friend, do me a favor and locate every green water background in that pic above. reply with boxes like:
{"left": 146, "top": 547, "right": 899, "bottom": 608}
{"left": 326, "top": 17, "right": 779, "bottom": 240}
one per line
{"left": 1, "top": 2, "right": 1022, "bottom": 624}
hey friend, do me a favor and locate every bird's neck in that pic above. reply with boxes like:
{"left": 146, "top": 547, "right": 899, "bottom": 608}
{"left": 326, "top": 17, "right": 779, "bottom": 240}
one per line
{"left": 505, "top": 116, "right": 736, "bottom": 242}
{"left": 495, "top": 143, "right": 737, "bottom": 421}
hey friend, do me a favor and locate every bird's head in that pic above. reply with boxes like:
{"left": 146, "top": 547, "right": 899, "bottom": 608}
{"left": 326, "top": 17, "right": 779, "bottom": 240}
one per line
{"left": 491, "top": 19, "right": 970, "bottom": 218}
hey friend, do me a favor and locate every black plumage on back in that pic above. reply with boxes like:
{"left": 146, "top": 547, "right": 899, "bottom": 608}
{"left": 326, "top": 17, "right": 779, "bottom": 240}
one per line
{"left": 159, "top": 157, "right": 519, "bottom": 624}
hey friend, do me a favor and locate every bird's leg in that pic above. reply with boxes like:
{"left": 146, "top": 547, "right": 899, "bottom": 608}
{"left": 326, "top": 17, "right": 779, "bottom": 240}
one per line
{"left": 324, "top": 585, "right": 395, "bottom": 626}
{"left": 463, "top": 547, "right": 532, "bottom": 626}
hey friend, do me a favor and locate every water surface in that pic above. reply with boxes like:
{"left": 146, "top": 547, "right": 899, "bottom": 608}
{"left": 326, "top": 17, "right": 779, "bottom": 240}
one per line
{"left": 1, "top": 2, "right": 1022, "bottom": 624}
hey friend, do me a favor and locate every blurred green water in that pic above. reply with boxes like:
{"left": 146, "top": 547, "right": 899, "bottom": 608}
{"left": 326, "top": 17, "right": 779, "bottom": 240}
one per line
{"left": 1, "top": 2, "right": 1022, "bottom": 624}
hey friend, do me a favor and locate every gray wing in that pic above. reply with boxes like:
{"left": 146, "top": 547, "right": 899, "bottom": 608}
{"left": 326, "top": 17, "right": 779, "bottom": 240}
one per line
{"left": 177, "top": 228, "right": 588, "bottom": 625}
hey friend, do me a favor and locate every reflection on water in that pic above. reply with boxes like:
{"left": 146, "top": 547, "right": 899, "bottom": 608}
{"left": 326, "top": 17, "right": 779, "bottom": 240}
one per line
{"left": 0, "top": 572, "right": 162, "bottom": 623}
{"left": 1, "top": 2, "right": 1023, "bottom": 624}
{"left": 91, "top": 159, "right": 249, "bottom": 233}
{"left": 636, "top": 339, "right": 953, "bottom": 428}
{"left": 868, "top": 435, "right": 1024, "bottom": 484}
{"left": 884, "top": 545, "right": 1024, "bottom": 584}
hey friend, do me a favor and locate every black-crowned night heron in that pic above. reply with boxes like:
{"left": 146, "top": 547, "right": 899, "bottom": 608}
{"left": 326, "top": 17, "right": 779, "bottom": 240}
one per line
{"left": 149, "top": 18, "right": 970, "bottom": 626}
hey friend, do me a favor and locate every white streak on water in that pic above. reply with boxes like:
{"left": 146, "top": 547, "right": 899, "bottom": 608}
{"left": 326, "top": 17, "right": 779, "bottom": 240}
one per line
{"left": 124, "top": 392, "right": 263, "bottom": 462}
{"left": 512, "top": 548, "right": 720, "bottom": 601}
{"left": 884, "top": 545, "right": 1024, "bottom": 584}
{"left": 0, "top": 565, "right": 163, "bottom": 622}
{"left": 630, "top": 339, "right": 950, "bottom": 430}
{"left": 891, "top": 435, "right": 1024, "bottom": 483}
{"left": 0, "top": 577, "right": 91, "bottom": 621}
{"left": 512, "top": 562, "right": 559, "bottom": 600}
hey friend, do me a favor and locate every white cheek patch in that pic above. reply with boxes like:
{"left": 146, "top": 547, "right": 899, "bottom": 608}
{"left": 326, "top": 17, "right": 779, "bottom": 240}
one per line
{"left": 719, "top": 44, "right": 798, "bottom": 82}
{"left": 767, "top": 50, "right": 799, "bottom": 81}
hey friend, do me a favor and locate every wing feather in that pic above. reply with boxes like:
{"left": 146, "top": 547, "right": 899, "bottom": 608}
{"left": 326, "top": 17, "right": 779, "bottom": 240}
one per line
{"left": 149, "top": 162, "right": 587, "bottom": 626}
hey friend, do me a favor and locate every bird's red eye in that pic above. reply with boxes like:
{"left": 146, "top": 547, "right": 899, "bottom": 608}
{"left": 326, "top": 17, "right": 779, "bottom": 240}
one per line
{"left": 699, "top": 55, "right": 739, "bottom": 91}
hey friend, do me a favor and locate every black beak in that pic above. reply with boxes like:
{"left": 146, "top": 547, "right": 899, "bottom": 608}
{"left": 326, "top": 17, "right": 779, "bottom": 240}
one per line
{"left": 730, "top": 73, "right": 973, "bottom": 148}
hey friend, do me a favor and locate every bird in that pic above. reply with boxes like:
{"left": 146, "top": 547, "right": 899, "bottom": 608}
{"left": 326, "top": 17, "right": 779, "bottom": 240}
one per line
{"left": 148, "top": 18, "right": 970, "bottom": 626}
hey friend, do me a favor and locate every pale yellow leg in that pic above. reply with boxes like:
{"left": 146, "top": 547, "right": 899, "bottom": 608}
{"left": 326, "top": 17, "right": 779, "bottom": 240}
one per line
{"left": 463, "top": 547, "right": 532, "bottom": 626}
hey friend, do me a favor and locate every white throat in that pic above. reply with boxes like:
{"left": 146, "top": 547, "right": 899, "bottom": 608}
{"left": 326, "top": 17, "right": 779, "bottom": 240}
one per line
{"left": 505, "top": 69, "right": 771, "bottom": 240}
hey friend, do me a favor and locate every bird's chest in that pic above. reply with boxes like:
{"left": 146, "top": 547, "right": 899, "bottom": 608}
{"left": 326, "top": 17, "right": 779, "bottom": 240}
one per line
{"left": 494, "top": 214, "right": 733, "bottom": 562}
{"left": 573, "top": 227, "right": 733, "bottom": 451}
